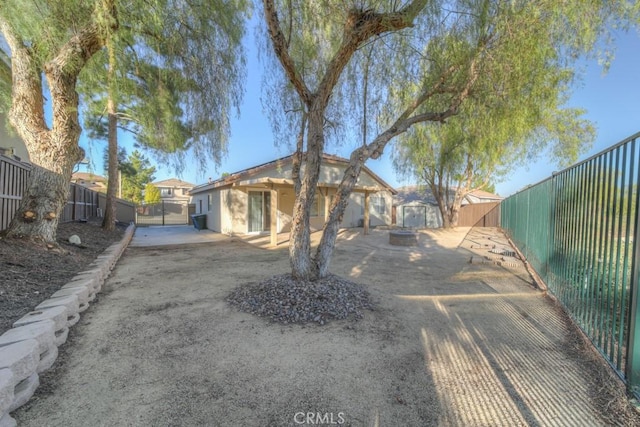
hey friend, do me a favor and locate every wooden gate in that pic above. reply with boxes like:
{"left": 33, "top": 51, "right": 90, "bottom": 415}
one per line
{"left": 458, "top": 202, "right": 501, "bottom": 227}
{"left": 135, "top": 200, "right": 190, "bottom": 226}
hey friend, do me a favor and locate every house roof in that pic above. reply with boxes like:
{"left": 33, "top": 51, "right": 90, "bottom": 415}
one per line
{"left": 394, "top": 185, "right": 502, "bottom": 206}
{"left": 72, "top": 172, "right": 107, "bottom": 183}
{"left": 393, "top": 185, "right": 438, "bottom": 206}
{"left": 190, "top": 153, "right": 397, "bottom": 195}
{"left": 152, "top": 178, "right": 195, "bottom": 188}
{"left": 465, "top": 189, "right": 504, "bottom": 201}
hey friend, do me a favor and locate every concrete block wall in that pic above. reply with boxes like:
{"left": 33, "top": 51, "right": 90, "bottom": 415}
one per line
{"left": 0, "top": 223, "right": 135, "bottom": 425}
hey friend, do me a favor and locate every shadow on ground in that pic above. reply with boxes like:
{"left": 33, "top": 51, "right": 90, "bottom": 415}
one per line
{"left": 15, "top": 227, "right": 639, "bottom": 426}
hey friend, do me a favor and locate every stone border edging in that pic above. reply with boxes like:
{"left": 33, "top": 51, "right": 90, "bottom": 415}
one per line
{"left": 0, "top": 223, "right": 136, "bottom": 427}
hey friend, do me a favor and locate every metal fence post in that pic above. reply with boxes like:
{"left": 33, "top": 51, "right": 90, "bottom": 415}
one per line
{"left": 625, "top": 138, "right": 640, "bottom": 397}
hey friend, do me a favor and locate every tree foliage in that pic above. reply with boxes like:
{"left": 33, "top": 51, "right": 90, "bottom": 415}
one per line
{"left": 0, "top": 0, "right": 249, "bottom": 242}
{"left": 259, "top": 0, "right": 635, "bottom": 279}
{"left": 79, "top": 0, "right": 250, "bottom": 172}
{"left": 104, "top": 148, "right": 156, "bottom": 204}
{"left": 143, "top": 183, "right": 161, "bottom": 205}
{"left": 393, "top": 68, "right": 597, "bottom": 227}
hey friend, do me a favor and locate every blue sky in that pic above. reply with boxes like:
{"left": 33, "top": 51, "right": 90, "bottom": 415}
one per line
{"left": 81, "top": 27, "right": 640, "bottom": 197}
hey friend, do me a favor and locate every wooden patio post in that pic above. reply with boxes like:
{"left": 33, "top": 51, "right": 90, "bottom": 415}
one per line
{"left": 364, "top": 191, "right": 370, "bottom": 235}
{"left": 270, "top": 188, "right": 278, "bottom": 247}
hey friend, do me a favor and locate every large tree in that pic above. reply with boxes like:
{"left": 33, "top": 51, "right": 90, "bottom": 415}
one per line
{"left": 393, "top": 88, "right": 596, "bottom": 227}
{"left": 0, "top": 0, "right": 117, "bottom": 242}
{"left": 1, "top": 0, "right": 248, "bottom": 241}
{"left": 81, "top": 0, "right": 248, "bottom": 230}
{"left": 260, "top": 0, "right": 631, "bottom": 280}
{"left": 118, "top": 149, "right": 156, "bottom": 204}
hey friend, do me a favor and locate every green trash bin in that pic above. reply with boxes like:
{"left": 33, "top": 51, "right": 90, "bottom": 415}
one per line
{"left": 191, "top": 214, "right": 207, "bottom": 230}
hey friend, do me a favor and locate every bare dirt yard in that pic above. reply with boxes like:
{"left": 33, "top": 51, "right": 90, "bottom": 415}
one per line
{"left": 12, "top": 227, "right": 640, "bottom": 426}
{"left": 0, "top": 219, "right": 125, "bottom": 332}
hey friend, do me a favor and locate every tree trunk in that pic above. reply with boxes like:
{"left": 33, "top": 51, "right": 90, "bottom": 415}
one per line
{"left": 5, "top": 161, "right": 74, "bottom": 242}
{"left": 0, "top": 3, "right": 115, "bottom": 243}
{"left": 3, "top": 68, "right": 83, "bottom": 242}
{"left": 289, "top": 107, "right": 324, "bottom": 280}
{"left": 102, "top": 97, "right": 118, "bottom": 230}
{"left": 313, "top": 151, "right": 365, "bottom": 278}
{"left": 102, "top": 40, "right": 118, "bottom": 231}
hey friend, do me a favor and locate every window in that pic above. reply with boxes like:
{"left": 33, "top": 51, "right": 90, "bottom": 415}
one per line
{"left": 161, "top": 188, "right": 172, "bottom": 197}
{"left": 310, "top": 193, "right": 325, "bottom": 217}
{"left": 373, "top": 196, "right": 386, "bottom": 215}
{"left": 207, "top": 194, "right": 212, "bottom": 212}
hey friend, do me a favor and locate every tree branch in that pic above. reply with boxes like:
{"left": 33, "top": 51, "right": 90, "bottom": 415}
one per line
{"left": 316, "top": 0, "right": 429, "bottom": 108}
{"left": 0, "top": 16, "right": 48, "bottom": 137}
{"left": 263, "top": 0, "right": 312, "bottom": 105}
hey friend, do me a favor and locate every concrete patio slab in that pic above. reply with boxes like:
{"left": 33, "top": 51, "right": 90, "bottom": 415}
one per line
{"left": 130, "top": 225, "right": 231, "bottom": 247}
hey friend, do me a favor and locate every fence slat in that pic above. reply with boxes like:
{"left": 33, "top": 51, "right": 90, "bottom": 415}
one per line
{"left": 0, "top": 154, "right": 135, "bottom": 231}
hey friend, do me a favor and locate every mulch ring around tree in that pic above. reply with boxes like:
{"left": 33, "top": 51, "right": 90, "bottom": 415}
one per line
{"left": 227, "top": 273, "right": 376, "bottom": 325}
{"left": 0, "top": 218, "right": 126, "bottom": 333}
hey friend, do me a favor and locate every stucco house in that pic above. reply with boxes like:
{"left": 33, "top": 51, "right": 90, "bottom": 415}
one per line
{"left": 393, "top": 185, "right": 503, "bottom": 228}
{"left": 189, "top": 154, "right": 396, "bottom": 244}
{"left": 71, "top": 172, "right": 108, "bottom": 193}
{"left": 0, "top": 113, "right": 29, "bottom": 162}
{"left": 151, "top": 178, "right": 194, "bottom": 203}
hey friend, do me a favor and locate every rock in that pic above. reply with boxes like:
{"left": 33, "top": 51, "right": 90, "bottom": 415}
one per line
{"left": 68, "top": 235, "right": 81, "bottom": 245}
{"left": 227, "top": 274, "right": 375, "bottom": 326}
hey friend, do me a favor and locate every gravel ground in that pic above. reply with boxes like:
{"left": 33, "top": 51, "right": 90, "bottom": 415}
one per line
{"left": 227, "top": 273, "right": 375, "bottom": 325}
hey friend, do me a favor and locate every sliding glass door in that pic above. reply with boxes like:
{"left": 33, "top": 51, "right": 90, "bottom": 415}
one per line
{"left": 248, "top": 191, "right": 271, "bottom": 233}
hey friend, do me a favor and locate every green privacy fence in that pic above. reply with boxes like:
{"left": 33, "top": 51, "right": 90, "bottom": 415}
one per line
{"left": 502, "top": 131, "right": 640, "bottom": 397}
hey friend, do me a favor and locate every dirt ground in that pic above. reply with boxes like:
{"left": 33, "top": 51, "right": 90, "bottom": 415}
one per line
{"left": 0, "top": 219, "right": 125, "bottom": 332}
{"left": 13, "top": 227, "right": 640, "bottom": 426}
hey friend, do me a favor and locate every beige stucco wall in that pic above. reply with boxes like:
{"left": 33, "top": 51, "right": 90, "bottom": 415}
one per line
{"left": 193, "top": 160, "right": 393, "bottom": 234}
{"left": 339, "top": 190, "right": 392, "bottom": 228}
{"left": 278, "top": 188, "right": 296, "bottom": 233}
{"left": 191, "top": 193, "right": 207, "bottom": 215}
{"left": 208, "top": 190, "right": 221, "bottom": 231}
{"left": 0, "top": 117, "right": 29, "bottom": 161}
{"left": 248, "top": 161, "right": 380, "bottom": 189}
{"left": 221, "top": 188, "right": 247, "bottom": 234}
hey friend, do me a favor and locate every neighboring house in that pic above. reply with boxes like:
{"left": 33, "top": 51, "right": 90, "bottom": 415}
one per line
{"left": 189, "top": 154, "right": 397, "bottom": 242}
{"left": 71, "top": 172, "right": 108, "bottom": 193}
{"left": 0, "top": 113, "right": 29, "bottom": 162}
{"left": 393, "top": 185, "right": 503, "bottom": 228}
{"left": 151, "top": 178, "right": 194, "bottom": 203}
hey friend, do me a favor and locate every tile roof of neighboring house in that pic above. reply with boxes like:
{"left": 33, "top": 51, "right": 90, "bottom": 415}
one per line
{"left": 72, "top": 172, "right": 107, "bottom": 183}
{"left": 190, "top": 153, "right": 397, "bottom": 195}
{"left": 465, "top": 189, "right": 504, "bottom": 201}
{"left": 394, "top": 185, "right": 503, "bottom": 206}
{"left": 71, "top": 172, "right": 108, "bottom": 193}
{"left": 152, "top": 178, "right": 195, "bottom": 188}
{"left": 393, "top": 185, "right": 438, "bottom": 206}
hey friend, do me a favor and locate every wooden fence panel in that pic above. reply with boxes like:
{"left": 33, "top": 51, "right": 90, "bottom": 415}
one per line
{"left": 1, "top": 155, "right": 134, "bottom": 230}
{"left": 458, "top": 202, "right": 501, "bottom": 227}
{"left": 0, "top": 154, "right": 30, "bottom": 231}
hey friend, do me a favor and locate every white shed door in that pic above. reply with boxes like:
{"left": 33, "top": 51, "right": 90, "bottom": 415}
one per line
{"left": 402, "top": 205, "right": 427, "bottom": 228}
